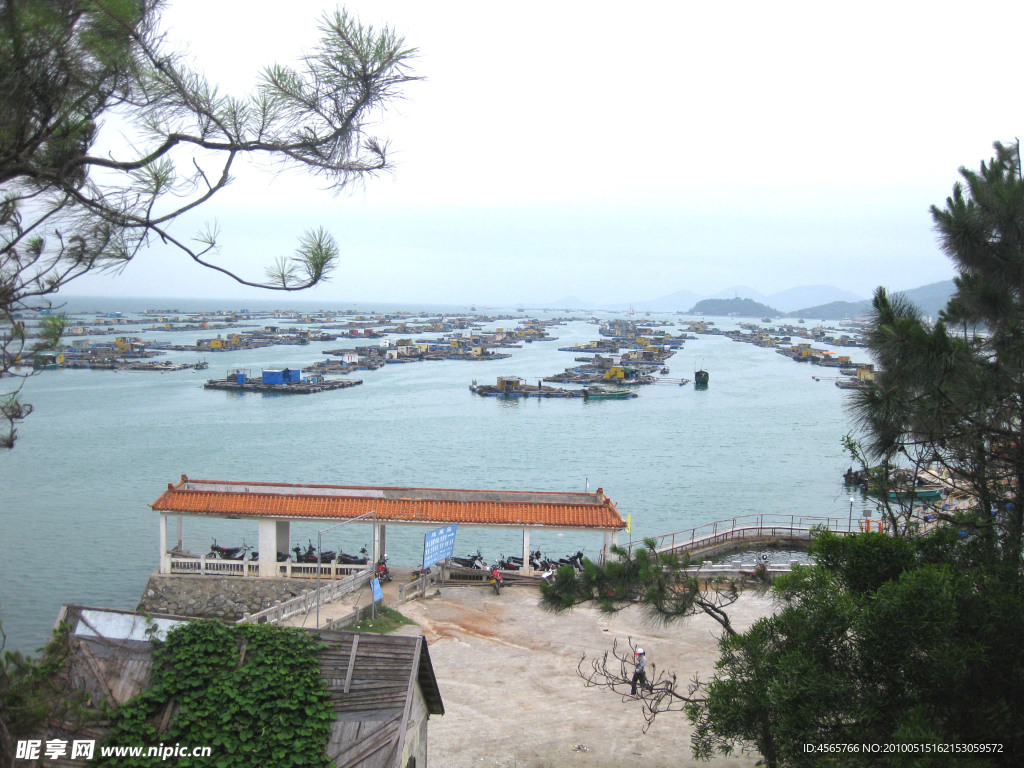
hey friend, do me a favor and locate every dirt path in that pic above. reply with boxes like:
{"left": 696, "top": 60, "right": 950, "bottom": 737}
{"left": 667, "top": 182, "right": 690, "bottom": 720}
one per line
{"left": 393, "top": 584, "right": 774, "bottom": 768}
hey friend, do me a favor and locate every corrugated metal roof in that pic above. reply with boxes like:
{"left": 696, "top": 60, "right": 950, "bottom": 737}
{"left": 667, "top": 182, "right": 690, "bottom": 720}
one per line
{"left": 151, "top": 476, "right": 626, "bottom": 531}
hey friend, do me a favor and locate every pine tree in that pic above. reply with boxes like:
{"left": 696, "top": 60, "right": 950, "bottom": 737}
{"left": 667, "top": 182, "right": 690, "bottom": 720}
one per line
{"left": 1, "top": 0, "right": 418, "bottom": 445}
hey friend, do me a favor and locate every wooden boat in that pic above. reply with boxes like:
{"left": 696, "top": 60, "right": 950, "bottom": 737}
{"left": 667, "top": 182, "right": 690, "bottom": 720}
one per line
{"left": 887, "top": 486, "right": 945, "bottom": 502}
{"left": 583, "top": 386, "right": 637, "bottom": 400}
{"left": 694, "top": 368, "right": 709, "bottom": 389}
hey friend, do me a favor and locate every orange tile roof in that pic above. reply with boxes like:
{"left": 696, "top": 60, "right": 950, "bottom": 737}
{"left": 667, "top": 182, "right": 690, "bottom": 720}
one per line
{"left": 151, "top": 476, "right": 626, "bottom": 531}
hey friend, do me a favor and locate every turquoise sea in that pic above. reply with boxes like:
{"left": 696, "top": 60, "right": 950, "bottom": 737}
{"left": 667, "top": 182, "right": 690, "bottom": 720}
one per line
{"left": 0, "top": 298, "right": 870, "bottom": 652}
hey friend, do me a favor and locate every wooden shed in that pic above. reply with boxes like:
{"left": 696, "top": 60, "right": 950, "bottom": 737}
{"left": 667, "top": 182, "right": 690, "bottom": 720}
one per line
{"left": 48, "top": 605, "right": 444, "bottom": 768}
{"left": 318, "top": 630, "right": 444, "bottom": 768}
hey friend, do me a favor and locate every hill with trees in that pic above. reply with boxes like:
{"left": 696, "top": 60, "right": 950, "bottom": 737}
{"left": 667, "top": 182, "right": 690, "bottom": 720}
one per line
{"left": 688, "top": 297, "right": 780, "bottom": 318}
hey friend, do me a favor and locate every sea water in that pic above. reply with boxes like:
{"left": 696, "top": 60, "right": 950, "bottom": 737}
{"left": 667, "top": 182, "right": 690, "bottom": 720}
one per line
{"left": 0, "top": 302, "right": 869, "bottom": 652}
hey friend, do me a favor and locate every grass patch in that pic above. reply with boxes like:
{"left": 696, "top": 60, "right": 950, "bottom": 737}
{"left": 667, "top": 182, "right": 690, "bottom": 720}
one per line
{"left": 347, "top": 606, "right": 417, "bottom": 634}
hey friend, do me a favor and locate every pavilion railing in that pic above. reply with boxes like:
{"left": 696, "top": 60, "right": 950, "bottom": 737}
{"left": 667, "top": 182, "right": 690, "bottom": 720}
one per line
{"left": 168, "top": 555, "right": 371, "bottom": 579}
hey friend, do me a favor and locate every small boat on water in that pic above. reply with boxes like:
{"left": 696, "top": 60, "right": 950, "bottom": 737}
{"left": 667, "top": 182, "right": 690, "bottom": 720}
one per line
{"left": 888, "top": 486, "right": 945, "bottom": 502}
{"left": 583, "top": 386, "right": 637, "bottom": 400}
{"left": 694, "top": 368, "right": 709, "bottom": 389}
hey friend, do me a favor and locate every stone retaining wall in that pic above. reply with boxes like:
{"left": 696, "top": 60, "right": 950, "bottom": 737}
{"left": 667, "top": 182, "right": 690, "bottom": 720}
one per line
{"left": 137, "top": 574, "right": 314, "bottom": 622}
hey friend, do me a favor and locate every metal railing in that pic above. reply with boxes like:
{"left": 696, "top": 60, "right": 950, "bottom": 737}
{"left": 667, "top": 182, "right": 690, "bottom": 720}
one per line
{"left": 623, "top": 513, "right": 851, "bottom": 556}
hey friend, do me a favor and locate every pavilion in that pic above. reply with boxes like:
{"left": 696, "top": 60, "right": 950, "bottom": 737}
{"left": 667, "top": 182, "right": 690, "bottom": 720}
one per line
{"left": 152, "top": 475, "right": 628, "bottom": 577}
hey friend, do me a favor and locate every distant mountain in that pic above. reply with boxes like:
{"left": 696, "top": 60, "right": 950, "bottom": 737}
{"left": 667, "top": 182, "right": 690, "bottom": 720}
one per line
{"left": 768, "top": 285, "right": 866, "bottom": 312}
{"left": 634, "top": 284, "right": 866, "bottom": 313}
{"left": 632, "top": 288, "right": 703, "bottom": 312}
{"left": 790, "top": 281, "right": 956, "bottom": 321}
{"left": 792, "top": 300, "right": 872, "bottom": 321}
{"left": 542, "top": 280, "right": 956, "bottom": 317}
{"left": 897, "top": 280, "right": 955, "bottom": 319}
{"left": 689, "top": 297, "right": 781, "bottom": 318}
{"left": 708, "top": 285, "right": 768, "bottom": 303}
{"left": 548, "top": 295, "right": 591, "bottom": 309}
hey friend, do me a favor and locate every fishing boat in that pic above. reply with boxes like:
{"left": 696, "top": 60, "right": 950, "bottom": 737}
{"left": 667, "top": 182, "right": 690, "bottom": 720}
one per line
{"left": 694, "top": 368, "right": 709, "bottom": 389}
{"left": 583, "top": 386, "right": 637, "bottom": 400}
{"left": 888, "top": 486, "right": 945, "bottom": 502}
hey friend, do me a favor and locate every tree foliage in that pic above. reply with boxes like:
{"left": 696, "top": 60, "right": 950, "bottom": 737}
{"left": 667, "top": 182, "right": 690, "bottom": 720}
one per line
{"left": 554, "top": 533, "right": 1024, "bottom": 767}
{"left": 554, "top": 142, "right": 1024, "bottom": 766}
{"left": 541, "top": 541, "right": 750, "bottom": 732}
{"left": 1, "top": 0, "right": 418, "bottom": 445}
{"left": 540, "top": 539, "right": 744, "bottom": 635}
{"left": 0, "top": 618, "right": 87, "bottom": 768}
{"left": 100, "top": 621, "right": 335, "bottom": 768}
{"left": 847, "top": 141, "right": 1024, "bottom": 565}
{"left": 689, "top": 532, "right": 1024, "bottom": 767}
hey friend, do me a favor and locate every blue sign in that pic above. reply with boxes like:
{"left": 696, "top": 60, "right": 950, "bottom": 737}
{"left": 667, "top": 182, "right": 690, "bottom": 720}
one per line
{"left": 422, "top": 524, "right": 458, "bottom": 569}
{"left": 370, "top": 577, "right": 383, "bottom": 603}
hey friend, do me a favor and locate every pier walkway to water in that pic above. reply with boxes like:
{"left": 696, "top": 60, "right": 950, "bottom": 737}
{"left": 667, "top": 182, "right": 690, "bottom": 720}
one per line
{"left": 624, "top": 513, "right": 860, "bottom": 561}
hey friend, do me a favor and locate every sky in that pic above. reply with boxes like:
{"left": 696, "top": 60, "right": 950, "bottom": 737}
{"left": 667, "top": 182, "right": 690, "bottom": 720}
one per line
{"left": 66, "top": 0, "right": 1024, "bottom": 307}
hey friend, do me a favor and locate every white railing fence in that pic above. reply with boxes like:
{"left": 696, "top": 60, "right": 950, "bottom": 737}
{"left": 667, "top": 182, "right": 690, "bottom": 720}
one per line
{"left": 169, "top": 556, "right": 370, "bottom": 579}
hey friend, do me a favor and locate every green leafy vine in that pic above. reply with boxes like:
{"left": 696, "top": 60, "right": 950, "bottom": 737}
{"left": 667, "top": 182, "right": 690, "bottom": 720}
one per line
{"left": 100, "top": 621, "right": 333, "bottom": 767}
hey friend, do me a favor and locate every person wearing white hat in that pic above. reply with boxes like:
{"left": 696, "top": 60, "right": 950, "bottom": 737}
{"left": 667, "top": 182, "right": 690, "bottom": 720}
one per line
{"left": 630, "top": 646, "right": 647, "bottom": 695}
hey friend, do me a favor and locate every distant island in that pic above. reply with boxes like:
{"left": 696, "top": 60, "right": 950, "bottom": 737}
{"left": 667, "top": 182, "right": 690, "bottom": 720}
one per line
{"left": 689, "top": 297, "right": 780, "bottom": 318}
{"left": 683, "top": 281, "right": 955, "bottom": 321}
{"left": 546, "top": 280, "right": 954, "bottom": 320}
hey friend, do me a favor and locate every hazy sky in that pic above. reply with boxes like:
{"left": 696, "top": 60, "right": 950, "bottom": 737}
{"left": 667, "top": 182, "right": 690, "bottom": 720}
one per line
{"left": 67, "top": 0, "right": 1022, "bottom": 306}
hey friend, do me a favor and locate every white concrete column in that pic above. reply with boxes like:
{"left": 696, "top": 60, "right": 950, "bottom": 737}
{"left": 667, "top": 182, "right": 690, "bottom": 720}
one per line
{"left": 373, "top": 524, "right": 387, "bottom": 564}
{"left": 522, "top": 528, "right": 531, "bottom": 575}
{"left": 258, "top": 519, "right": 278, "bottom": 578}
{"left": 159, "top": 515, "right": 170, "bottom": 574}
{"left": 276, "top": 521, "right": 290, "bottom": 558}
{"left": 603, "top": 532, "right": 610, "bottom": 565}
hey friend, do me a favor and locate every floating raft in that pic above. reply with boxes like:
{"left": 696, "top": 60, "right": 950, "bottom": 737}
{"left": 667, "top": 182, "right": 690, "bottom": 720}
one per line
{"left": 469, "top": 379, "right": 637, "bottom": 400}
{"left": 204, "top": 377, "right": 362, "bottom": 394}
{"left": 470, "top": 381, "right": 583, "bottom": 398}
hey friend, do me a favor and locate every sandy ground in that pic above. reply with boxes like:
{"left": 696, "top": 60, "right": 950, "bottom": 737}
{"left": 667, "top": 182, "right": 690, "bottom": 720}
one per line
{"left": 386, "top": 581, "right": 775, "bottom": 768}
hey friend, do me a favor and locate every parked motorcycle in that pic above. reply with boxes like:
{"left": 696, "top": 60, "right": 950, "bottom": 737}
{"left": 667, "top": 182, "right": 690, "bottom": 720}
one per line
{"left": 554, "top": 550, "right": 586, "bottom": 570}
{"left": 209, "top": 539, "right": 250, "bottom": 560}
{"left": 337, "top": 546, "right": 369, "bottom": 565}
{"left": 500, "top": 549, "right": 546, "bottom": 571}
{"left": 450, "top": 550, "right": 486, "bottom": 569}
{"left": 496, "top": 555, "right": 520, "bottom": 571}
{"left": 250, "top": 550, "right": 290, "bottom": 562}
{"left": 292, "top": 542, "right": 319, "bottom": 563}
{"left": 488, "top": 565, "right": 504, "bottom": 595}
{"left": 375, "top": 554, "right": 392, "bottom": 582}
